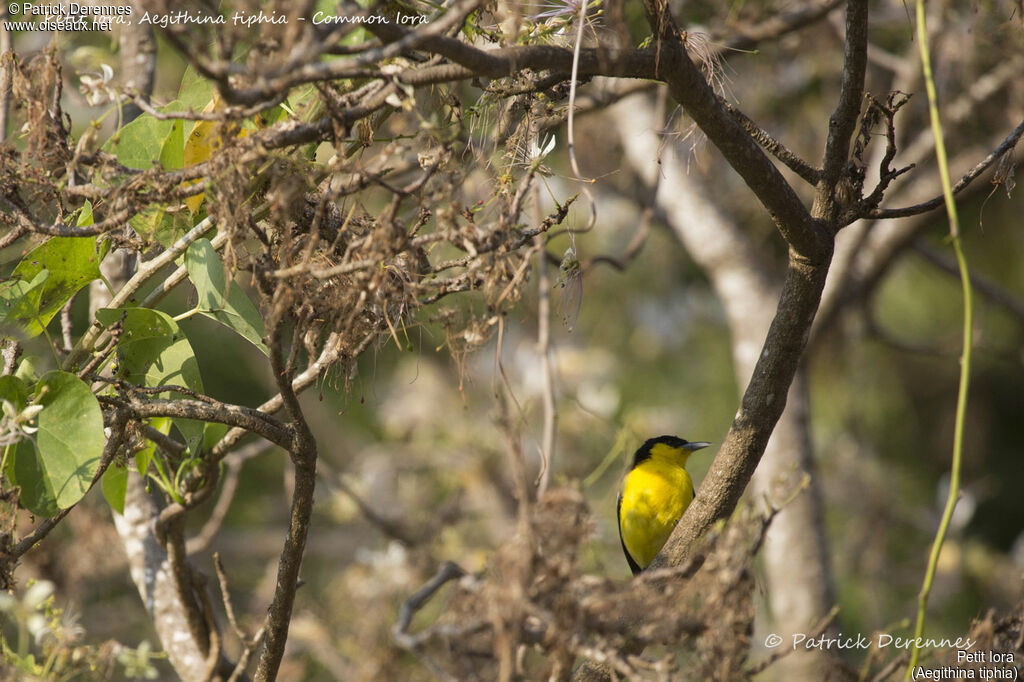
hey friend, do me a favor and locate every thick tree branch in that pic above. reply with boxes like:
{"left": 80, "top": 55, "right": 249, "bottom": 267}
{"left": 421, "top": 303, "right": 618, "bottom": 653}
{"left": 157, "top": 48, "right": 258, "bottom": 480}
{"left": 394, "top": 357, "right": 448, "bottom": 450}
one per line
{"left": 653, "top": 257, "right": 830, "bottom": 566}
{"left": 253, "top": 321, "right": 319, "bottom": 682}
{"left": 818, "top": 0, "right": 869, "bottom": 205}
{"left": 595, "top": 0, "right": 836, "bottom": 574}
{"left": 631, "top": 1, "right": 830, "bottom": 262}
{"left": 665, "top": 52, "right": 828, "bottom": 262}
{"left": 564, "top": 6, "right": 842, "bottom": 680}
{"left": 100, "top": 396, "right": 294, "bottom": 451}
{"left": 154, "top": 505, "right": 214, "bottom": 671}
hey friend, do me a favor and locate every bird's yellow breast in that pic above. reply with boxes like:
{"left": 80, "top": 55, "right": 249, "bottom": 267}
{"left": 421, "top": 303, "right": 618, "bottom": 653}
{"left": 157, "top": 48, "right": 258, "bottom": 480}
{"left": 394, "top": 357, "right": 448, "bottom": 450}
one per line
{"left": 618, "top": 459, "right": 694, "bottom": 570}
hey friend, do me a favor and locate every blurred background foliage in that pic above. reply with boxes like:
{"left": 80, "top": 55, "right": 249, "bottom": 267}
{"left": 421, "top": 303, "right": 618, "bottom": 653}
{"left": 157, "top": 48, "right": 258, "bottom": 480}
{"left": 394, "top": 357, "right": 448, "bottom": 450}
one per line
{"left": 3, "top": 0, "right": 1023, "bottom": 679}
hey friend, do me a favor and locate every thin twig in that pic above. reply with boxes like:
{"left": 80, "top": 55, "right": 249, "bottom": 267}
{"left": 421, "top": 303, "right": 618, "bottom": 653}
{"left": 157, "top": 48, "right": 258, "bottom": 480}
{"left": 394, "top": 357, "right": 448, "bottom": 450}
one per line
{"left": 65, "top": 215, "right": 216, "bottom": 370}
{"left": 94, "top": 375, "right": 219, "bottom": 404}
{"left": 534, "top": 187, "right": 556, "bottom": 496}
{"left": 721, "top": 0, "right": 845, "bottom": 52}
{"left": 131, "top": 92, "right": 288, "bottom": 122}
{"left": 214, "top": 552, "right": 250, "bottom": 644}
{"left": 393, "top": 561, "right": 468, "bottom": 650}
{"left": 564, "top": 0, "right": 598, "bottom": 244}
{"left": 870, "top": 119, "right": 1024, "bottom": 220}
{"left": 915, "top": 241, "right": 1024, "bottom": 324}
{"left": 746, "top": 605, "right": 841, "bottom": 675}
{"left": 140, "top": 423, "right": 187, "bottom": 458}
{"left": 59, "top": 297, "right": 75, "bottom": 353}
{"left": 494, "top": 314, "right": 526, "bottom": 421}
{"left": 227, "top": 626, "right": 264, "bottom": 682}
{"left": 722, "top": 99, "right": 821, "bottom": 185}
{"left": 332, "top": 473, "right": 419, "bottom": 546}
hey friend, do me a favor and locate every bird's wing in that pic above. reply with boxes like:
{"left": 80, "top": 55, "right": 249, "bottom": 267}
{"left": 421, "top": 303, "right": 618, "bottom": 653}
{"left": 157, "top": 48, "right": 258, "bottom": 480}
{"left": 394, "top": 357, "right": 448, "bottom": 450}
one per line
{"left": 616, "top": 492, "right": 643, "bottom": 576}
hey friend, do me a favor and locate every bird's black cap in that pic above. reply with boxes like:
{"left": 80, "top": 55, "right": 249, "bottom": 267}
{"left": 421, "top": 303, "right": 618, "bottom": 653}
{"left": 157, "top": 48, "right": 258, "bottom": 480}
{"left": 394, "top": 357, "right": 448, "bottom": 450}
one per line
{"left": 631, "top": 435, "right": 710, "bottom": 467}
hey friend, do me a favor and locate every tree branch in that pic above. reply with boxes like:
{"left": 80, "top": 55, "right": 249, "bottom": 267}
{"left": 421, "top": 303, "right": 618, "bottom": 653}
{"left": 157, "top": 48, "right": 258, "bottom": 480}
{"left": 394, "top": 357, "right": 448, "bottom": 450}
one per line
{"left": 721, "top": 98, "right": 822, "bottom": 185}
{"left": 653, "top": 257, "right": 830, "bottom": 567}
{"left": 639, "top": 2, "right": 829, "bottom": 262}
{"left": 915, "top": 241, "right": 1024, "bottom": 324}
{"left": 869, "top": 119, "right": 1024, "bottom": 219}
{"left": 101, "top": 395, "right": 294, "bottom": 451}
{"left": 720, "top": 0, "right": 845, "bottom": 52}
{"left": 819, "top": 0, "right": 869, "bottom": 202}
{"left": 65, "top": 216, "right": 216, "bottom": 370}
{"left": 253, "top": 320, "right": 319, "bottom": 682}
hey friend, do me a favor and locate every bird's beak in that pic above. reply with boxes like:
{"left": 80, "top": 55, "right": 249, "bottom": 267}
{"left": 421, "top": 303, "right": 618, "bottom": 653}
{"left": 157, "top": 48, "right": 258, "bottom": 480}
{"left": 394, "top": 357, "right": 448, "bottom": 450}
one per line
{"left": 684, "top": 442, "right": 712, "bottom": 451}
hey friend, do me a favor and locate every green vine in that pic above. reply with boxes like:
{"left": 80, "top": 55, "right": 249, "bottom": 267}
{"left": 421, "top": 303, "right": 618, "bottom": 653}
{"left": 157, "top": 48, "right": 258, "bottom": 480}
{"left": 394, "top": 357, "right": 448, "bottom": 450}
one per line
{"left": 906, "top": 0, "right": 974, "bottom": 676}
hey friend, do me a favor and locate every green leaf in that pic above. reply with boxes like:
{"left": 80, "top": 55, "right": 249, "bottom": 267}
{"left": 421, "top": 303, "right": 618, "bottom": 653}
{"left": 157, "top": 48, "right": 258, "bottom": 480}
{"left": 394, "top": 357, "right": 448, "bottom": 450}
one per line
{"left": 185, "top": 239, "right": 268, "bottom": 354}
{"left": 160, "top": 118, "right": 185, "bottom": 171}
{"left": 14, "top": 355, "right": 40, "bottom": 384}
{"left": 95, "top": 307, "right": 206, "bottom": 455}
{"left": 201, "top": 421, "right": 229, "bottom": 454}
{"left": 101, "top": 462, "right": 128, "bottom": 514}
{"left": 130, "top": 206, "right": 188, "bottom": 249}
{"left": 0, "top": 375, "right": 29, "bottom": 412}
{"left": 95, "top": 307, "right": 204, "bottom": 393}
{"left": 130, "top": 205, "right": 166, "bottom": 240}
{"left": 5, "top": 235, "right": 107, "bottom": 338}
{"left": 0, "top": 271, "right": 49, "bottom": 336}
{"left": 177, "top": 65, "right": 214, "bottom": 111}
{"left": 5, "top": 439, "right": 57, "bottom": 517}
{"left": 77, "top": 200, "right": 94, "bottom": 227}
{"left": 174, "top": 418, "right": 205, "bottom": 457}
{"left": 105, "top": 113, "right": 176, "bottom": 170}
{"left": 104, "top": 64, "right": 208, "bottom": 171}
{"left": 135, "top": 416, "right": 171, "bottom": 476}
{"left": 32, "top": 371, "right": 105, "bottom": 511}
{"left": 112, "top": 112, "right": 185, "bottom": 246}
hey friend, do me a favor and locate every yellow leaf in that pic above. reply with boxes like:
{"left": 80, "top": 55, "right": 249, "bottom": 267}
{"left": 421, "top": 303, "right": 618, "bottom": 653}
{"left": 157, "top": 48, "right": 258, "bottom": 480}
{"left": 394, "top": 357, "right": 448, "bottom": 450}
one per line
{"left": 182, "top": 95, "right": 224, "bottom": 215}
{"left": 180, "top": 95, "right": 275, "bottom": 215}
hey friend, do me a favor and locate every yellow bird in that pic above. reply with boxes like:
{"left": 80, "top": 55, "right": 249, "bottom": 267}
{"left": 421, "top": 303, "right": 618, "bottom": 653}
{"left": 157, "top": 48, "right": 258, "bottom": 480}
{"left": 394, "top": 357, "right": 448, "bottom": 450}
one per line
{"left": 617, "top": 435, "right": 711, "bottom": 575}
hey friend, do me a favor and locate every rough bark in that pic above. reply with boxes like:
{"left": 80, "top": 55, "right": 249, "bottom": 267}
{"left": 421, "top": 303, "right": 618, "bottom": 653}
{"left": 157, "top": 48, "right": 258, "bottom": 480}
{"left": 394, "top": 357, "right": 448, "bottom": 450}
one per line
{"left": 113, "top": 475, "right": 221, "bottom": 680}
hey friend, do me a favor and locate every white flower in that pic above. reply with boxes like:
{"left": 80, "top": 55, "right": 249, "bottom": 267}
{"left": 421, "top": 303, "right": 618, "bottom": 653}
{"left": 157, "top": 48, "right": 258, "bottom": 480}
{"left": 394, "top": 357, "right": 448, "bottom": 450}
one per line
{"left": 28, "top": 612, "right": 52, "bottom": 645}
{"left": 23, "top": 580, "right": 54, "bottom": 610}
{"left": 0, "top": 400, "right": 42, "bottom": 445}
{"left": 530, "top": 134, "right": 557, "bottom": 162}
{"left": 79, "top": 63, "right": 118, "bottom": 106}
